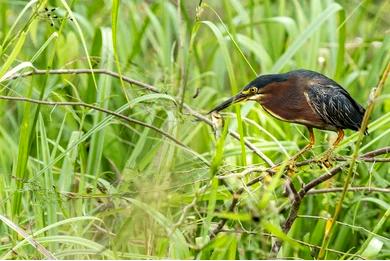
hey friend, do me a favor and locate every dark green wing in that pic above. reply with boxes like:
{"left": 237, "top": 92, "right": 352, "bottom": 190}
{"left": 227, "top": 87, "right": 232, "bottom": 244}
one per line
{"left": 307, "top": 83, "right": 367, "bottom": 134}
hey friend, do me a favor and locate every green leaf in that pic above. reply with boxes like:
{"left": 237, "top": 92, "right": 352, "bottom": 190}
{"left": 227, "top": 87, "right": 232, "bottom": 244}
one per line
{"left": 271, "top": 3, "right": 343, "bottom": 72}
{"left": 0, "top": 31, "right": 26, "bottom": 80}
{"left": 361, "top": 237, "right": 384, "bottom": 259}
{"left": 263, "top": 222, "right": 301, "bottom": 249}
{"left": 214, "top": 212, "right": 252, "bottom": 221}
{"left": 129, "top": 93, "right": 177, "bottom": 108}
{"left": 86, "top": 27, "right": 113, "bottom": 181}
{"left": 123, "top": 197, "right": 190, "bottom": 259}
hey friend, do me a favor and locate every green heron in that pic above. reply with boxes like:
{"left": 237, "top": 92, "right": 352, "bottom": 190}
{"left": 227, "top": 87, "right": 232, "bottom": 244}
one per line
{"left": 209, "top": 69, "right": 367, "bottom": 164}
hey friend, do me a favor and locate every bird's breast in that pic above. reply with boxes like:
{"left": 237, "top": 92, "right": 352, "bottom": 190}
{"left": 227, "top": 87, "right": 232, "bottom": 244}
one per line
{"left": 257, "top": 82, "right": 332, "bottom": 130}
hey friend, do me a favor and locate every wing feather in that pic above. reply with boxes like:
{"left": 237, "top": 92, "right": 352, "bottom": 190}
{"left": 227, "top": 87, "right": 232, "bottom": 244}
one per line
{"left": 307, "top": 83, "right": 366, "bottom": 133}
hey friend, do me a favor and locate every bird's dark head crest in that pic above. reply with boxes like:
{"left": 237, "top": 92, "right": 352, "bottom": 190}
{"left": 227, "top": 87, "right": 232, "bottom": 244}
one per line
{"left": 209, "top": 73, "right": 289, "bottom": 113}
{"left": 242, "top": 74, "right": 289, "bottom": 93}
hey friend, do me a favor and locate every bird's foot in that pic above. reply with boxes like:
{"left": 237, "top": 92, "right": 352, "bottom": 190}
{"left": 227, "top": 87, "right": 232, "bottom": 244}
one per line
{"left": 317, "top": 151, "right": 335, "bottom": 168}
{"left": 270, "top": 158, "right": 297, "bottom": 175}
{"left": 286, "top": 159, "right": 297, "bottom": 175}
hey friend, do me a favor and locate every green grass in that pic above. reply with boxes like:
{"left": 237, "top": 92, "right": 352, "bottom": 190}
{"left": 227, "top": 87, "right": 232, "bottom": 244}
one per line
{"left": 0, "top": 0, "right": 389, "bottom": 259}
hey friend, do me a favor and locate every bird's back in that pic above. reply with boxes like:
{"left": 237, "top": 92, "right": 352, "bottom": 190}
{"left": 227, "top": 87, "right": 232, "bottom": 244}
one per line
{"left": 292, "top": 69, "right": 367, "bottom": 133}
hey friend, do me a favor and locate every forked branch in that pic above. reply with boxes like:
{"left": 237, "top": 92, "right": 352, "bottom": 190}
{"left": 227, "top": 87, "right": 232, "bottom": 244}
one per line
{"left": 2, "top": 67, "right": 273, "bottom": 166}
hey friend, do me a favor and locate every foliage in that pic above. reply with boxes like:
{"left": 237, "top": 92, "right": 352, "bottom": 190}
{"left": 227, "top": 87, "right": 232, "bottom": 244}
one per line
{"left": 0, "top": 0, "right": 389, "bottom": 259}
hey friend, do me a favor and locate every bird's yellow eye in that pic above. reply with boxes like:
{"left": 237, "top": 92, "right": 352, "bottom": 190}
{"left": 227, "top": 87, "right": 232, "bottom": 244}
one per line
{"left": 250, "top": 87, "right": 257, "bottom": 93}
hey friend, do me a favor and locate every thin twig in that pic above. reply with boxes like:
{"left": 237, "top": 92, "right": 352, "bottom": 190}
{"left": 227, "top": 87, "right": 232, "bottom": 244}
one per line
{"left": 210, "top": 173, "right": 269, "bottom": 239}
{"left": 0, "top": 214, "right": 56, "bottom": 259}
{"left": 307, "top": 186, "right": 390, "bottom": 195}
{"left": 1, "top": 68, "right": 160, "bottom": 93}
{"left": 184, "top": 104, "right": 273, "bottom": 166}
{"left": 361, "top": 146, "right": 390, "bottom": 158}
{"left": 209, "top": 144, "right": 390, "bottom": 253}
{"left": 219, "top": 151, "right": 390, "bottom": 180}
{"left": 297, "top": 214, "right": 390, "bottom": 243}
{"left": 170, "top": 196, "right": 198, "bottom": 236}
{"left": 296, "top": 146, "right": 390, "bottom": 166}
{"left": 270, "top": 163, "right": 345, "bottom": 255}
{"left": 218, "top": 230, "right": 365, "bottom": 259}
{"left": 0, "top": 95, "right": 209, "bottom": 166}
{"left": 210, "top": 144, "right": 390, "bottom": 245}
{"left": 3, "top": 68, "right": 273, "bottom": 166}
{"left": 217, "top": 166, "right": 267, "bottom": 179}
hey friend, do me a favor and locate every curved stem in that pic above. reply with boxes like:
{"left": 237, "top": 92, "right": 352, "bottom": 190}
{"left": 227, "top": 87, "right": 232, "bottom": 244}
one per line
{"left": 318, "top": 60, "right": 390, "bottom": 259}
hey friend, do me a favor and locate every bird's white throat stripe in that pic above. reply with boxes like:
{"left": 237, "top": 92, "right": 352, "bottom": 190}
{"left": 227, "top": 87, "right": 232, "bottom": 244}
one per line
{"left": 248, "top": 94, "right": 265, "bottom": 101}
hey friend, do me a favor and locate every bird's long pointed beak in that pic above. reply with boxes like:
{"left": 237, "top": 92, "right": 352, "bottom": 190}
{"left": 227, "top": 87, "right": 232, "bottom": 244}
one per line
{"left": 208, "top": 92, "right": 248, "bottom": 114}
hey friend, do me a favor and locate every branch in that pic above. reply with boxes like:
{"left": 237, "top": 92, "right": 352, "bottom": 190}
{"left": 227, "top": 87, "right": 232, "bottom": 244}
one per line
{"left": 0, "top": 95, "right": 209, "bottom": 166}
{"left": 219, "top": 149, "right": 390, "bottom": 180}
{"left": 184, "top": 105, "right": 274, "bottom": 166}
{"left": 2, "top": 68, "right": 160, "bottom": 93}
{"left": 3, "top": 68, "right": 273, "bottom": 166}
{"left": 270, "top": 163, "right": 346, "bottom": 255}
{"left": 208, "top": 146, "right": 390, "bottom": 253}
{"left": 210, "top": 173, "right": 269, "bottom": 238}
{"left": 361, "top": 147, "right": 390, "bottom": 158}
{"left": 307, "top": 186, "right": 390, "bottom": 195}
{"left": 218, "top": 231, "right": 365, "bottom": 259}
{"left": 272, "top": 147, "right": 390, "bottom": 255}
{"left": 318, "top": 61, "right": 390, "bottom": 259}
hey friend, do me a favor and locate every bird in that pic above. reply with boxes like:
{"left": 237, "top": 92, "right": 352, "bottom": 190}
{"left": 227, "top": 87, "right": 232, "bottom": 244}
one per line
{"left": 209, "top": 69, "right": 367, "bottom": 165}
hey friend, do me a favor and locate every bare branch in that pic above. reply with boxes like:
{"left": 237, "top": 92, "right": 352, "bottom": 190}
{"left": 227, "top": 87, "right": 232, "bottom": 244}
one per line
{"left": 221, "top": 230, "right": 365, "bottom": 259}
{"left": 184, "top": 105, "right": 274, "bottom": 166}
{"left": 307, "top": 186, "right": 390, "bottom": 195}
{"left": 210, "top": 173, "right": 269, "bottom": 239}
{"left": 3, "top": 67, "right": 273, "bottom": 166}
{"left": 2, "top": 68, "right": 160, "bottom": 93}
{"left": 362, "top": 147, "right": 390, "bottom": 158}
{"left": 0, "top": 95, "right": 209, "bottom": 166}
{"left": 270, "top": 163, "right": 345, "bottom": 255}
{"left": 219, "top": 150, "right": 390, "bottom": 180}
{"left": 209, "top": 146, "right": 390, "bottom": 254}
{"left": 0, "top": 214, "right": 56, "bottom": 259}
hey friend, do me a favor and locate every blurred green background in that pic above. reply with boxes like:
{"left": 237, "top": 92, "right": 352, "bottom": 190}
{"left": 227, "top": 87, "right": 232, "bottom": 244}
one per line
{"left": 0, "top": 0, "right": 389, "bottom": 259}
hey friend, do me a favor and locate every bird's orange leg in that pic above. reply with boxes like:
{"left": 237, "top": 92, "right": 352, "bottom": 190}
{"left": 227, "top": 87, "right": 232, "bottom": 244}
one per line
{"left": 333, "top": 129, "right": 345, "bottom": 147}
{"left": 286, "top": 127, "right": 315, "bottom": 173}
{"left": 291, "top": 127, "right": 315, "bottom": 161}
{"left": 319, "top": 129, "right": 344, "bottom": 167}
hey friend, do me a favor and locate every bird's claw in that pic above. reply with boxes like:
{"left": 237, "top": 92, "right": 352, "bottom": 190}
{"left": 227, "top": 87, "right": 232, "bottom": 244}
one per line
{"left": 270, "top": 159, "right": 297, "bottom": 175}
{"left": 317, "top": 151, "right": 334, "bottom": 168}
{"left": 286, "top": 160, "right": 297, "bottom": 175}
